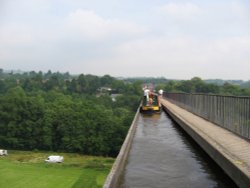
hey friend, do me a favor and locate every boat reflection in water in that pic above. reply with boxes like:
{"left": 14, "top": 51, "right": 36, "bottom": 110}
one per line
{"left": 141, "top": 113, "right": 161, "bottom": 126}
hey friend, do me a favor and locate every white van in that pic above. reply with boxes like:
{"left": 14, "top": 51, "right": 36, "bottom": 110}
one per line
{"left": 45, "top": 155, "right": 64, "bottom": 163}
{"left": 0, "top": 149, "right": 8, "bottom": 156}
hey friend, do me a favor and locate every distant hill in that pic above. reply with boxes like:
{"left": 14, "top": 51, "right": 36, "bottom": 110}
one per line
{"left": 239, "top": 81, "right": 250, "bottom": 88}
{"left": 2, "top": 69, "right": 25, "bottom": 74}
{"left": 204, "top": 79, "right": 250, "bottom": 88}
{"left": 123, "top": 77, "right": 250, "bottom": 88}
{"left": 1, "top": 69, "right": 249, "bottom": 88}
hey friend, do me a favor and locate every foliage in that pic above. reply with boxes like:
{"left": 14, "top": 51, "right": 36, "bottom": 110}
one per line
{"left": 158, "top": 77, "right": 250, "bottom": 96}
{"left": 0, "top": 70, "right": 141, "bottom": 157}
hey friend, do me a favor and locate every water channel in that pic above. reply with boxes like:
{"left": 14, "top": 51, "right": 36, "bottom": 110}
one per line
{"left": 120, "top": 112, "right": 237, "bottom": 188}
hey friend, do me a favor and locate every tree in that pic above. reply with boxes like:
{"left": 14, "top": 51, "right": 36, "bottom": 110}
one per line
{"left": 77, "top": 74, "right": 87, "bottom": 93}
{"left": 222, "top": 82, "right": 240, "bottom": 95}
{"left": 101, "top": 75, "right": 113, "bottom": 86}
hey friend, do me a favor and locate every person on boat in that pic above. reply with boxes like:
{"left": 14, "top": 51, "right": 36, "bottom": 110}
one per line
{"left": 144, "top": 88, "right": 150, "bottom": 102}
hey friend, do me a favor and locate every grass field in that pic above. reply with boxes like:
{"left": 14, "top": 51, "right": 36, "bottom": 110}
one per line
{"left": 0, "top": 150, "right": 114, "bottom": 188}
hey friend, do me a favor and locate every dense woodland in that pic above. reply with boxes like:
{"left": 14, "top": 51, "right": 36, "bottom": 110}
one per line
{"left": 0, "top": 69, "right": 142, "bottom": 157}
{"left": 1, "top": 69, "right": 249, "bottom": 157}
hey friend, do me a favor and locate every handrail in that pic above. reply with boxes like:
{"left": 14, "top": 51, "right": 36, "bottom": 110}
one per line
{"left": 163, "top": 92, "right": 250, "bottom": 140}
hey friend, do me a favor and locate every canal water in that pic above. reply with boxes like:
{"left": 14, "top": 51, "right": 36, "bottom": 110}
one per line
{"left": 120, "top": 112, "right": 237, "bottom": 188}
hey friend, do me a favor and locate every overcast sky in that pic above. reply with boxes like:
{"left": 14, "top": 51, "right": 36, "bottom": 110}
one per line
{"left": 0, "top": 0, "right": 250, "bottom": 80}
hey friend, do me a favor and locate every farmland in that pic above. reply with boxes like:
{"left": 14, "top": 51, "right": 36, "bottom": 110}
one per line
{"left": 0, "top": 150, "right": 114, "bottom": 188}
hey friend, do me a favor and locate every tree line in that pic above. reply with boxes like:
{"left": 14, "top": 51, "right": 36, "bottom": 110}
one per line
{"left": 0, "top": 70, "right": 142, "bottom": 157}
{"left": 156, "top": 77, "right": 250, "bottom": 96}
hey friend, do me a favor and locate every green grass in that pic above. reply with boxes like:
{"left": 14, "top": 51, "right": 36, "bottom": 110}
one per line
{"left": 0, "top": 150, "right": 114, "bottom": 188}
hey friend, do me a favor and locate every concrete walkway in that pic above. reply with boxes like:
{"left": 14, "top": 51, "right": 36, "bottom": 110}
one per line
{"left": 161, "top": 98, "right": 250, "bottom": 188}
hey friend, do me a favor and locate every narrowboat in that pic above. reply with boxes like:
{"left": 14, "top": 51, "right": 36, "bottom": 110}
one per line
{"left": 140, "top": 89, "right": 162, "bottom": 114}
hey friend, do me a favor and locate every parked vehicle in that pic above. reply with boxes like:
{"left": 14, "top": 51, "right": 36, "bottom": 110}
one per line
{"left": 0, "top": 149, "right": 8, "bottom": 156}
{"left": 45, "top": 155, "right": 64, "bottom": 163}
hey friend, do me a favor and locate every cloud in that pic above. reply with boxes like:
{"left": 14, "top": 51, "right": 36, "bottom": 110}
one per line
{"left": 66, "top": 9, "right": 147, "bottom": 40}
{"left": 158, "top": 2, "right": 202, "bottom": 19}
{"left": 230, "top": 1, "right": 248, "bottom": 18}
{"left": 0, "top": 23, "right": 34, "bottom": 46}
{"left": 101, "top": 35, "right": 250, "bottom": 79}
{"left": 212, "top": 36, "right": 250, "bottom": 62}
{"left": 1, "top": 1, "right": 250, "bottom": 80}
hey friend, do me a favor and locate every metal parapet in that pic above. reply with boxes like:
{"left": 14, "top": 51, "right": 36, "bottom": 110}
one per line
{"left": 161, "top": 98, "right": 250, "bottom": 188}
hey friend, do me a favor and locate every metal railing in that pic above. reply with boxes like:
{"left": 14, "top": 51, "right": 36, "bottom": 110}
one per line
{"left": 163, "top": 92, "right": 250, "bottom": 140}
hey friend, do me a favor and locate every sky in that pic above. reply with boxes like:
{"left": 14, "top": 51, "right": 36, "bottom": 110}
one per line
{"left": 0, "top": 0, "right": 250, "bottom": 80}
